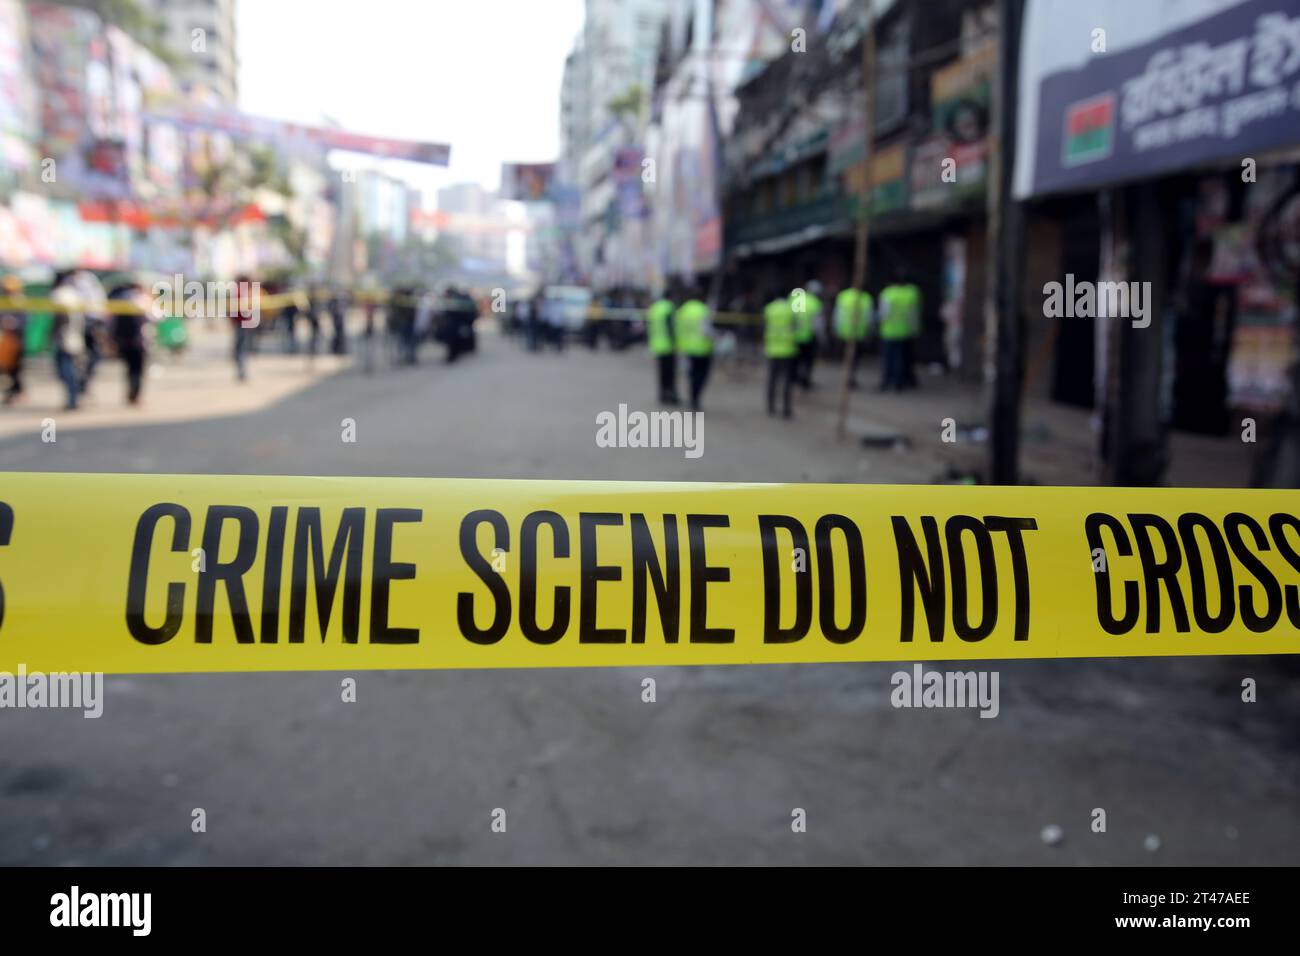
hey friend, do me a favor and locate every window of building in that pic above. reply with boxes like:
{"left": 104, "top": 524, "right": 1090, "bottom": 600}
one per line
{"left": 874, "top": 18, "right": 911, "bottom": 133}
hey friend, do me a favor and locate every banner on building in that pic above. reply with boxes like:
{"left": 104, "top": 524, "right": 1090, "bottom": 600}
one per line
{"left": 612, "top": 148, "right": 643, "bottom": 182}
{"left": 1016, "top": 0, "right": 1300, "bottom": 199}
{"left": 843, "top": 141, "right": 908, "bottom": 216}
{"left": 144, "top": 100, "right": 451, "bottom": 167}
{"left": 500, "top": 162, "right": 556, "bottom": 202}
{"left": 829, "top": 111, "right": 867, "bottom": 175}
{"left": 911, "top": 136, "right": 987, "bottom": 210}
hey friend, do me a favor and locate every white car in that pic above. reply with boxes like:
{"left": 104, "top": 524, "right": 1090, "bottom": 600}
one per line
{"left": 541, "top": 285, "right": 592, "bottom": 336}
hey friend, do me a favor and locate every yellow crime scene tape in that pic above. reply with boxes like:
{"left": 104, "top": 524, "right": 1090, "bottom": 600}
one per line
{"left": 0, "top": 473, "right": 1296, "bottom": 674}
{"left": 0, "top": 295, "right": 767, "bottom": 325}
{"left": 584, "top": 305, "right": 762, "bottom": 326}
{"left": 0, "top": 292, "right": 306, "bottom": 317}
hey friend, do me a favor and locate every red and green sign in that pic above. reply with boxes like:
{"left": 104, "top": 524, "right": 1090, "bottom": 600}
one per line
{"left": 1063, "top": 93, "right": 1115, "bottom": 167}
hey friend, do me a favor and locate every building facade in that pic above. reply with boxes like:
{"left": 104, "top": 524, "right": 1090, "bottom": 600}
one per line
{"left": 140, "top": 0, "right": 239, "bottom": 103}
{"left": 559, "top": 0, "right": 669, "bottom": 290}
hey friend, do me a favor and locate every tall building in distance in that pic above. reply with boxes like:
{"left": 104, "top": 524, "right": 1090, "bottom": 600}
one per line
{"left": 559, "top": 43, "right": 591, "bottom": 189}
{"left": 139, "top": 0, "right": 239, "bottom": 103}
{"left": 559, "top": 0, "right": 670, "bottom": 289}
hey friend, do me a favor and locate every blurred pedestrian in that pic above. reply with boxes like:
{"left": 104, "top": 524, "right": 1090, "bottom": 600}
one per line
{"left": 459, "top": 288, "right": 479, "bottom": 355}
{"left": 0, "top": 275, "right": 25, "bottom": 404}
{"left": 303, "top": 285, "right": 323, "bottom": 360}
{"left": 792, "top": 280, "right": 824, "bottom": 389}
{"left": 764, "top": 290, "right": 797, "bottom": 418}
{"left": 582, "top": 295, "right": 604, "bottom": 350}
{"left": 389, "top": 286, "right": 417, "bottom": 365}
{"left": 74, "top": 270, "right": 108, "bottom": 395}
{"left": 526, "top": 292, "right": 543, "bottom": 352}
{"left": 361, "top": 295, "right": 378, "bottom": 374}
{"left": 231, "top": 274, "right": 258, "bottom": 381}
{"left": 834, "top": 285, "right": 872, "bottom": 389}
{"left": 415, "top": 287, "right": 435, "bottom": 358}
{"left": 511, "top": 294, "right": 529, "bottom": 346}
{"left": 108, "top": 279, "right": 148, "bottom": 405}
{"left": 329, "top": 286, "right": 349, "bottom": 355}
{"left": 646, "top": 291, "right": 677, "bottom": 404}
{"left": 879, "top": 275, "right": 921, "bottom": 391}
{"left": 439, "top": 286, "right": 478, "bottom": 363}
{"left": 545, "top": 292, "right": 566, "bottom": 352}
{"left": 608, "top": 289, "right": 633, "bottom": 351}
{"left": 674, "top": 287, "right": 714, "bottom": 411}
{"left": 49, "top": 269, "right": 84, "bottom": 409}
{"left": 279, "top": 283, "right": 300, "bottom": 353}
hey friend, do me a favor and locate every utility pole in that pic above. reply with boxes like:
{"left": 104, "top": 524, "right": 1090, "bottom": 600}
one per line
{"left": 1103, "top": 183, "right": 1168, "bottom": 485}
{"left": 835, "top": 0, "right": 877, "bottom": 441}
{"left": 985, "top": 0, "right": 1026, "bottom": 483}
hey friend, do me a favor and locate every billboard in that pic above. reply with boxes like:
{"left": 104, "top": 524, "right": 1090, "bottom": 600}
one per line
{"left": 143, "top": 99, "right": 452, "bottom": 167}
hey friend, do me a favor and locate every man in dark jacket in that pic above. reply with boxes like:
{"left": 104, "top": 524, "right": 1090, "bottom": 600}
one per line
{"left": 109, "top": 280, "right": 148, "bottom": 404}
{"left": 389, "top": 286, "right": 418, "bottom": 366}
{"left": 439, "top": 286, "right": 478, "bottom": 363}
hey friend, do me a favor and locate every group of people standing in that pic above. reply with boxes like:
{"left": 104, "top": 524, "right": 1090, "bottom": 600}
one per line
{"left": 514, "top": 293, "right": 569, "bottom": 352}
{"left": 764, "top": 276, "right": 922, "bottom": 418}
{"left": 0, "top": 269, "right": 153, "bottom": 410}
{"left": 271, "top": 285, "right": 350, "bottom": 363}
{"left": 641, "top": 275, "right": 922, "bottom": 420}
{"left": 385, "top": 286, "right": 480, "bottom": 367}
{"left": 761, "top": 281, "right": 826, "bottom": 418}
{"left": 645, "top": 287, "right": 716, "bottom": 411}
{"left": 260, "top": 284, "right": 480, "bottom": 374}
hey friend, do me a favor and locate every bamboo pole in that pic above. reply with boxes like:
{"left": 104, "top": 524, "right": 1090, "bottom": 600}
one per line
{"left": 835, "top": 0, "right": 877, "bottom": 441}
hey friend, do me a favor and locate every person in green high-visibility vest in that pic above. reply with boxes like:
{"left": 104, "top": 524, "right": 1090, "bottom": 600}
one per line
{"left": 673, "top": 287, "right": 714, "bottom": 411}
{"left": 878, "top": 275, "right": 921, "bottom": 391}
{"left": 790, "top": 280, "right": 824, "bottom": 390}
{"left": 833, "top": 286, "right": 873, "bottom": 389}
{"left": 763, "top": 290, "right": 798, "bottom": 418}
{"left": 646, "top": 292, "right": 678, "bottom": 404}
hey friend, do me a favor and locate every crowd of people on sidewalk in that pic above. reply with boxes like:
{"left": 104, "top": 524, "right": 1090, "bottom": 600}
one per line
{"left": 1, "top": 269, "right": 156, "bottom": 411}
{"left": 0, "top": 273, "right": 492, "bottom": 414}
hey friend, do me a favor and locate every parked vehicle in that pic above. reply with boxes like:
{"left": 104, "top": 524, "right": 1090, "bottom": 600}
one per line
{"left": 541, "top": 285, "right": 592, "bottom": 340}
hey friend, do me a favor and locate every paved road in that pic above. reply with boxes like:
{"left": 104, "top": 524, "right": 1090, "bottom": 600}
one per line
{"left": 1, "top": 328, "right": 1296, "bottom": 864}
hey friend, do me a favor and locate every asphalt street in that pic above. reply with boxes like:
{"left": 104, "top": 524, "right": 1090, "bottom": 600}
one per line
{"left": 0, "top": 326, "right": 1295, "bottom": 864}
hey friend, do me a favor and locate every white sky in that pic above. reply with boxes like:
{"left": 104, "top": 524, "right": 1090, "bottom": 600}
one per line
{"left": 237, "top": 0, "right": 585, "bottom": 202}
